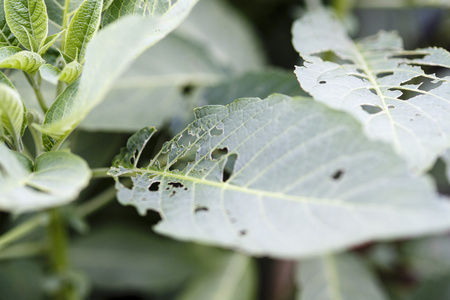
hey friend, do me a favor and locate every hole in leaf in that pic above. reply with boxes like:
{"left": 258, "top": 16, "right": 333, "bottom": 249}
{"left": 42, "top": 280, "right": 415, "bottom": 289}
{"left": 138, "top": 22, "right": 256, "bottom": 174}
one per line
{"left": 376, "top": 72, "right": 394, "bottom": 79}
{"left": 25, "top": 184, "right": 47, "bottom": 193}
{"left": 181, "top": 84, "right": 194, "bottom": 96}
{"left": 195, "top": 206, "right": 209, "bottom": 213}
{"left": 361, "top": 105, "right": 382, "bottom": 114}
{"left": 210, "top": 127, "right": 223, "bottom": 136}
{"left": 415, "top": 113, "right": 422, "bottom": 117}
{"left": 369, "top": 89, "right": 377, "bottom": 95}
{"left": 170, "top": 191, "right": 176, "bottom": 197}
{"left": 239, "top": 229, "right": 247, "bottom": 236}
{"left": 168, "top": 182, "right": 184, "bottom": 188}
{"left": 211, "top": 147, "right": 228, "bottom": 160}
{"left": 318, "top": 80, "right": 326, "bottom": 84}
{"left": 388, "top": 105, "right": 395, "bottom": 109}
{"left": 148, "top": 181, "right": 160, "bottom": 191}
{"left": 223, "top": 153, "right": 238, "bottom": 182}
{"left": 331, "top": 169, "right": 345, "bottom": 180}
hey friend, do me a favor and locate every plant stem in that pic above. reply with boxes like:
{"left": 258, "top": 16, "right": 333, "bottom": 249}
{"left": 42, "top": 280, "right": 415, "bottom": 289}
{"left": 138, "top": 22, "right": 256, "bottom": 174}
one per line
{"left": 0, "top": 242, "right": 47, "bottom": 260}
{"left": 0, "top": 214, "right": 49, "bottom": 250}
{"left": 48, "top": 208, "right": 79, "bottom": 300}
{"left": 76, "top": 186, "right": 117, "bottom": 218}
{"left": 91, "top": 167, "right": 110, "bottom": 179}
{"left": 24, "top": 72, "right": 48, "bottom": 112}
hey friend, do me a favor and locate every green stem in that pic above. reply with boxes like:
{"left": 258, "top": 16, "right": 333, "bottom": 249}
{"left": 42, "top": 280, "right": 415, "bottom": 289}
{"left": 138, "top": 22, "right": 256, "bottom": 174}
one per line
{"left": 24, "top": 72, "right": 48, "bottom": 113}
{"left": 0, "top": 242, "right": 47, "bottom": 260}
{"left": 48, "top": 208, "right": 79, "bottom": 300}
{"left": 76, "top": 186, "right": 117, "bottom": 218}
{"left": 91, "top": 168, "right": 110, "bottom": 179}
{"left": 0, "top": 214, "right": 49, "bottom": 250}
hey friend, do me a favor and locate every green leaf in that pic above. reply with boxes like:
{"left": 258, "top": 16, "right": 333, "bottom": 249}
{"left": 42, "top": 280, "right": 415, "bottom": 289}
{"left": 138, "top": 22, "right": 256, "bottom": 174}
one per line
{"left": 0, "top": 143, "right": 91, "bottom": 213}
{"left": 38, "top": 0, "right": 199, "bottom": 148}
{"left": 45, "top": 0, "right": 83, "bottom": 27}
{"left": 59, "top": 60, "right": 83, "bottom": 84}
{"left": 0, "top": 83, "right": 25, "bottom": 151}
{"left": 0, "top": 46, "right": 45, "bottom": 73}
{"left": 177, "top": 252, "right": 256, "bottom": 300}
{"left": 38, "top": 30, "right": 64, "bottom": 55}
{"left": 297, "top": 253, "right": 387, "bottom": 300}
{"left": 4, "top": 0, "right": 48, "bottom": 51}
{"left": 109, "top": 94, "right": 450, "bottom": 258}
{"left": 0, "top": 259, "right": 45, "bottom": 299}
{"left": 113, "top": 126, "right": 157, "bottom": 168}
{"left": 64, "top": 0, "right": 102, "bottom": 62}
{"left": 39, "top": 63, "right": 61, "bottom": 85}
{"left": 409, "top": 272, "right": 450, "bottom": 300}
{"left": 0, "top": 0, "right": 18, "bottom": 47}
{"left": 292, "top": 9, "right": 450, "bottom": 172}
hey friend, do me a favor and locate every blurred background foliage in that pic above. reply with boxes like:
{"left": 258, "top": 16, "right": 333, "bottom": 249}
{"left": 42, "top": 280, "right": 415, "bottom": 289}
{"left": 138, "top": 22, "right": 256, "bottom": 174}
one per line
{"left": 1, "top": 0, "right": 450, "bottom": 299}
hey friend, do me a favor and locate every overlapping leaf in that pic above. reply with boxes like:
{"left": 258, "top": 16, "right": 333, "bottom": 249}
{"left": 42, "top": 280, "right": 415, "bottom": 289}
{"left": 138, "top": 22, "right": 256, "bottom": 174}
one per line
{"left": 110, "top": 94, "right": 450, "bottom": 258}
{"left": 0, "top": 83, "right": 24, "bottom": 151}
{"left": 293, "top": 9, "right": 450, "bottom": 172}
{"left": 0, "top": 0, "right": 18, "bottom": 47}
{"left": 38, "top": 0, "right": 199, "bottom": 150}
{"left": 0, "top": 143, "right": 90, "bottom": 213}
{"left": 0, "top": 47, "right": 45, "bottom": 73}
{"left": 297, "top": 253, "right": 387, "bottom": 300}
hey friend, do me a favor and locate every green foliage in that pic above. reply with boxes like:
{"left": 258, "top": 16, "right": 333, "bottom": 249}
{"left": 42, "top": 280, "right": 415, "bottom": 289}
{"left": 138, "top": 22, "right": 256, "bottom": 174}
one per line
{"left": 0, "top": 82, "right": 25, "bottom": 150}
{"left": 0, "top": 47, "right": 45, "bottom": 73}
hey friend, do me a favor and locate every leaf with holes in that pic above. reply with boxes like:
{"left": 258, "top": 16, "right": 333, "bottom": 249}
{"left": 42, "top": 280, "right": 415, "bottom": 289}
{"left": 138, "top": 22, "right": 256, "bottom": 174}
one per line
{"left": 37, "top": 0, "right": 199, "bottom": 149}
{"left": 109, "top": 94, "right": 450, "bottom": 258}
{"left": 64, "top": 0, "right": 102, "bottom": 62}
{"left": 0, "top": 47, "right": 45, "bottom": 73}
{"left": 293, "top": 9, "right": 450, "bottom": 172}
{"left": 4, "top": 0, "right": 48, "bottom": 51}
{"left": 297, "top": 253, "right": 387, "bottom": 300}
{"left": 0, "top": 143, "right": 90, "bottom": 213}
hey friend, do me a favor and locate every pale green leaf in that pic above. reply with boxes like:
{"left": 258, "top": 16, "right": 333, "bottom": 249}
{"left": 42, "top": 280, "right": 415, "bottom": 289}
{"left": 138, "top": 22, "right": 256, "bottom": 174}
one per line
{"left": 4, "top": 0, "right": 48, "bottom": 51}
{"left": 293, "top": 9, "right": 450, "bottom": 172}
{"left": 64, "top": 0, "right": 102, "bottom": 62}
{"left": 39, "top": 63, "right": 61, "bottom": 85}
{"left": 39, "top": 0, "right": 199, "bottom": 147}
{"left": 0, "top": 83, "right": 24, "bottom": 151}
{"left": 0, "top": 46, "right": 45, "bottom": 73}
{"left": 0, "top": 143, "right": 90, "bottom": 213}
{"left": 177, "top": 252, "right": 256, "bottom": 300}
{"left": 109, "top": 94, "right": 450, "bottom": 258}
{"left": 38, "top": 30, "right": 64, "bottom": 55}
{"left": 0, "top": 0, "right": 18, "bottom": 47}
{"left": 297, "top": 253, "right": 387, "bottom": 300}
{"left": 59, "top": 60, "right": 83, "bottom": 84}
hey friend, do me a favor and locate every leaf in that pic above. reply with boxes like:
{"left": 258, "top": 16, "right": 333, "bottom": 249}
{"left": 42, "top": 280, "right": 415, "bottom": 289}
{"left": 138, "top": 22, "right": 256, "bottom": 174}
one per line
{"left": 109, "top": 94, "right": 450, "bottom": 258}
{"left": 0, "top": 0, "right": 18, "bottom": 47}
{"left": 177, "top": 252, "right": 256, "bottom": 300}
{"left": 64, "top": 0, "right": 102, "bottom": 62}
{"left": 0, "top": 143, "right": 91, "bottom": 213}
{"left": 0, "top": 47, "right": 45, "bottom": 73}
{"left": 45, "top": 0, "right": 83, "bottom": 27}
{"left": 0, "top": 259, "right": 45, "bottom": 300}
{"left": 297, "top": 253, "right": 387, "bottom": 300}
{"left": 113, "top": 126, "right": 157, "bottom": 168}
{"left": 38, "top": 30, "right": 64, "bottom": 55}
{"left": 59, "top": 60, "right": 83, "bottom": 84}
{"left": 409, "top": 272, "right": 450, "bottom": 300}
{"left": 0, "top": 83, "right": 25, "bottom": 151}
{"left": 38, "top": 0, "right": 199, "bottom": 148}
{"left": 4, "top": 0, "right": 48, "bottom": 51}
{"left": 292, "top": 9, "right": 450, "bottom": 172}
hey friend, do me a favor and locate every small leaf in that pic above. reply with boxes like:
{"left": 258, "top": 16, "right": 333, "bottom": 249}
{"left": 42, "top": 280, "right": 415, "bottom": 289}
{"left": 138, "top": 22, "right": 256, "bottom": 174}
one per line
{"left": 0, "top": 0, "right": 18, "bottom": 47}
{"left": 0, "top": 143, "right": 91, "bottom": 213}
{"left": 64, "top": 0, "right": 102, "bottom": 62}
{"left": 113, "top": 126, "right": 157, "bottom": 168}
{"left": 110, "top": 94, "right": 450, "bottom": 258}
{"left": 59, "top": 60, "right": 83, "bottom": 84}
{"left": 297, "top": 253, "right": 387, "bottom": 300}
{"left": 0, "top": 83, "right": 24, "bottom": 151}
{"left": 38, "top": 30, "right": 64, "bottom": 55}
{"left": 39, "top": 63, "right": 61, "bottom": 85}
{"left": 4, "top": 0, "right": 48, "bottom": 51}
{"left": 0, "top": 46, "right": 45, "bottom": 73}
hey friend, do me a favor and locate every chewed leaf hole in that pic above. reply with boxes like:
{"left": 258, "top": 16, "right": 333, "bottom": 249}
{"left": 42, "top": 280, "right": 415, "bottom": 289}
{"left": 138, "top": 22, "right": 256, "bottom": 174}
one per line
{"left": 319, "top": 80, "right": 326, "bottom": 84}
{"left": 195, "top": 206, "right": 209, "bottom": 213}
{"left": 168, "top": 182, "right": 184, "bottom": 188}
{"left": 331, "top": 169, "right": 345, "bottom": 180}
{"left": 361, "top": 104, "right": 382, "bottom": 114}
{"left": 223, "top": 153, "right": 237, "bottom": 182}
{"left": 211, "top": 147, "right": 228, "bottom": 160}
{"left": 388, "top": 105, "right": 395, "bottom": 109}
{"left": 210, "top": 127, "right": 223, "bottom": 136}
{"left": 148, "top": 181, "right": 160, "bottom": 191}
{"left": 376, "top": 72, "right": 394, "bottom": 79}
{"left": 239, "top": 229, "right": 248, "bottom": 236}
{"left": 181, "top": 84, "right": 194, "bottom": 96}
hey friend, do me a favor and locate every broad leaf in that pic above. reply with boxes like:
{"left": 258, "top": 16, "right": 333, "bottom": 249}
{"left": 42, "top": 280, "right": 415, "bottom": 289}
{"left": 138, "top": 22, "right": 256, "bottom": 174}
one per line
{"left": 102, "top": 0, "right": 173, "bottom": 26}
{"left": 45, "top": 0, "right": 83, "bottom": 27}
{"left": 109, "top": 94, "right": 450, "bottom": 258}
{"left": 38, "top": 30, "right": 64, "bottom": 55}
{"left": 0, "top": 83, "right": 25, "bottom": 151}
{"left": 293, "top": 9, "right": 450, "bottom": 172}
{"left": 64, "top": 0, "right": 102, "bottom": 62}
{"left": 297, "top": 253, "right": 387, "bottom": 300}
{"left": 0, "top": 0, "right": 18, "bottom": 47}
{"left": 0, "top": 143, "right": 90, "bottom": 213}
{"left": 0, "top": 47, "right": 45, "bottom": 73}
{"left": 4, "top": 0, "right": 48, "bottom": 51}
{"left": 38, "top": 0, "right": 199, "bottom": 149}
{"left": 39, "top": 61, "right": 83, "bottom": 85}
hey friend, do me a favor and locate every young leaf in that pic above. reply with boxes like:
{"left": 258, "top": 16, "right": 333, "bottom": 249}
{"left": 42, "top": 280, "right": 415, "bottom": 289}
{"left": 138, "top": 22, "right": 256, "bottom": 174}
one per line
{"left": 102, "top": 0, "right": 173, "bottom": 26}
{"left": 64, "top": 0, "right": 102, "bottom": 62}
{"left": 59, "top": 60, "right": 83, "bottom": 84}
{"left": 4, "top": 0, "right": 48, "bottom": 51}
{"left": 0, "top": 143, "right": 91, "bottom": 213}
{"left": 38, "top": 0, "right": 199, "bottom": 149}
{"left": 39, "top": 63, "right": 61, "bottom": 85}
{"left": 0, "top": 0, "right": 18, "bottom": 47}
{"left": 38, "top": 30, "right": 64, "bottom": 55}
{"left": 109, "top": 94, "right": 450, "bottom": 258}
{"left": 45, "top": 0, "right": 83, "bottom": 27}
{"left": 0, "top": 83, "right": 24, "bottom": 151}
{"left": 297, "top": 253, "right": 387, "bottom": 300}
{"left": 0, "top": 46, "right": 45, "bottom": 73}
{"left": 292, "top": 9, "right": 450, "bottom": 172}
